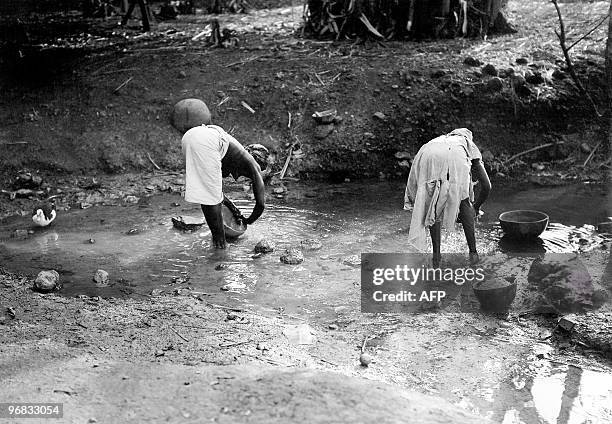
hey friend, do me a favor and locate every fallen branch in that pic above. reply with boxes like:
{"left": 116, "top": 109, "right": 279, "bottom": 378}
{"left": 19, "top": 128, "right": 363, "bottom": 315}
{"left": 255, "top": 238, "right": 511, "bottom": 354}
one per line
{"left": 582, "top": 140, "right": 603, "bottom": 167}
{"left": 147, "top": 152, "right": 161, "bottom": 170}
{"left": 503, "top": 141, "right": 565, "bottom": 165}
{"left": 240, "top": 101, "right": 255, "bottom": 114}
{"left": 170, "top": 326, "right": 190, "bottom": 342}
{"left": 113, "top": 76, "right": 133, "bottom": 94}
{"left": 279, "top": 146, "right": 293, "bottom": 180}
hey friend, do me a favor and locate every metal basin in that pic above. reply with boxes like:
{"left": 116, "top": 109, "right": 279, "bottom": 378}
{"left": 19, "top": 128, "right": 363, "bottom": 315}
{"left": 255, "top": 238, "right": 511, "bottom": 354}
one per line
{"left": 499, "top": 210, "right": 549, "bottom": 239}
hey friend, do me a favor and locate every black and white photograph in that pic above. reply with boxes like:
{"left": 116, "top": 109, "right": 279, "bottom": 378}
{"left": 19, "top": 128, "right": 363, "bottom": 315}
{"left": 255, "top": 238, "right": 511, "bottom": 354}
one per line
{"left": 0, "top": 0, "right": 611, "bottom": 422}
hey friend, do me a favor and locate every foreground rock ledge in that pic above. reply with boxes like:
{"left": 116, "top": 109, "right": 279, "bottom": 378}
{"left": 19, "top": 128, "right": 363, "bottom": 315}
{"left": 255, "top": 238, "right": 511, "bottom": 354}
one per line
{"left": 2, "top": 359, "right": 490, "bottom": 424}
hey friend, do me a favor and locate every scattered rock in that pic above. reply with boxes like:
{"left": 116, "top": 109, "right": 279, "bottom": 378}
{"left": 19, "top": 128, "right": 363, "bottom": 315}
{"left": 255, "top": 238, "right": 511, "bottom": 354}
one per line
{"left": 256, "top": 342, "right": 269, "bottom": 351}
{"left": 280, "top": 247, "right": 304, "bottom": 265}
{"left": 580, "top": 143, "right": 592, "bottom": 154}
{"left": 394, "top": 151, "right": 411, "bottom": 160}
{"left": 481, "top": 64, "right": 498, "bottom": 76}
{"left": 314, "top": 124, "right": 334, "bottom": 139}
{"left": 93, "top": 269, "right": 109, "bottom": 286}
{"left": 359, "top": 352, "right": 373, "bottom": 367}
{"left": 34, "top": 270, "right": 60, "bottom": 293}
{"left": 373, "top": 112, "right": 386, "bottom": 120}
{"left": 254, "top": 239, "right": 275, "bottom": 254}
{"left": 13, "top": 172, "right": 43, "bottom": 189}
{"left": 552, "top": 69, "right": 567, "bottom": 80}
{"left": 485, "top": 77, "right": 504, "bottom": 92}
{"left": 12, "top": 229, "right": 29, "bottom": 239}
{"left": 341, "top": 255, "right": 361, "bottom": 267}
{"left": 515, "top": 57, "right": 529, "bottom": 65}
{"left": 300, "top": 238, "right": 323, "bottom": 251}
{"left": 525, "top": 253, "right": 609, "bottom": 314}
{"left": 215, "top": 263, "right": 228, "bottom": 270}
{"left": 482, "top": 150, "right": 495, "bottom": 163}
{"left": 272, "top": 186, "right": 286, "bottom": 194}
{"left": 124, "top": 195, "right": 139, "bottom": 204}
{"left": 463, "top": 57, "right": 482, "bottom": 67}
{"left": 525, "top": 71, "right": 545, "bottom": 85}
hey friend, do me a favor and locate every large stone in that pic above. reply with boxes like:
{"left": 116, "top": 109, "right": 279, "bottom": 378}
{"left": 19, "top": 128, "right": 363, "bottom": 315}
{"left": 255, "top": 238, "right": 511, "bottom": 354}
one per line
{"left": 34, "top": 270, "right": 60, "bottom": 293}
{"left": 525, "top": 254, "right": 609, "bottom": 314}
{"left": 172, "top": 98, "right": 211, "bottom": 133}
{"left": 254, "top": 239, "right": 275, "bottom": 254}
{"left": 314, "top": 124, "right": 334, "bottom": 139}
{"left": 93, "top": 269, "right": 110, "bottom": 286}
{"left": 485, "top": 77, "right": 504, "bottom": 92}
{"left": 482, "top": 64, "right": 498, "bottom": 76}
{"left": 280, "top": 247, "right": 304, "bottom": 265}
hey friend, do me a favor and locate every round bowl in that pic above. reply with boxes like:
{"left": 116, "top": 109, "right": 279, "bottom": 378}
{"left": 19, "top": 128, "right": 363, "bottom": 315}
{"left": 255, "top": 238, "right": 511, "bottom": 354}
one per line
{"left": 499, "top": 210, "right": 549, "bottom": 239}
{"left": 221, "top": 203, "right": 246, "bottom": 238}
{"left": 473, "top": 277, "right": 517, "bottom": 312}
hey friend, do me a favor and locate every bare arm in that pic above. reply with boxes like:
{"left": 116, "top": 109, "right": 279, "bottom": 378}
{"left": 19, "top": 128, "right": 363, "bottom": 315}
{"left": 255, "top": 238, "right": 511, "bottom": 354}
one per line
{"left": 244, "top": 160, "right": 265, "bottom": 225}
{"left": 471, "top": 159, "right": 491, "bottom": 213}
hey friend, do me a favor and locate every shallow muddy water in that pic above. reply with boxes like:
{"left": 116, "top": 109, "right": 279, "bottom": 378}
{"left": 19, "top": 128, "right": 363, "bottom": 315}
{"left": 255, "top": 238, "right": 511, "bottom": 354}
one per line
{"left": 0, "top": 181, "right": 608, "bottom": 311}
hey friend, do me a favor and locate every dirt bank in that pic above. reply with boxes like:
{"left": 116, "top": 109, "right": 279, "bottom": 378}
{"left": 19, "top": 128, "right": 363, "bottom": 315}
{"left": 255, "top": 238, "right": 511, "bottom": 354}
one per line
{"left": 0, "top": 1, "right": 609, "bottom": 188}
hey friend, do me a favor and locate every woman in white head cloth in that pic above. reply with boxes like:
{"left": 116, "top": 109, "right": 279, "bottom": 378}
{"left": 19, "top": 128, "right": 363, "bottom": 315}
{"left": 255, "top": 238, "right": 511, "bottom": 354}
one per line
{"left": 404, "top": 128, "right": 491, "bottom": 267}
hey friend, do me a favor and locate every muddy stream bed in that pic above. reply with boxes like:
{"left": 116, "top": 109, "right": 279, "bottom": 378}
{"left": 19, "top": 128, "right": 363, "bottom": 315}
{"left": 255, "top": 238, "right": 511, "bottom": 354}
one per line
{"left": 1, "top": 180, "right": 611, "bottom": 423}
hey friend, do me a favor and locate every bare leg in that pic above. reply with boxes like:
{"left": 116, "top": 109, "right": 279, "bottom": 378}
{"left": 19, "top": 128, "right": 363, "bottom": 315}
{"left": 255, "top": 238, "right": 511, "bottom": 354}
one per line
{"left": 201, "top": 204, "right": 226, "bottom": 249}
{"left": 429, "top": 221, "right": 442, "bottom": 267}
{"left": 458, "top": 198, "right": 479, "bottom": 263}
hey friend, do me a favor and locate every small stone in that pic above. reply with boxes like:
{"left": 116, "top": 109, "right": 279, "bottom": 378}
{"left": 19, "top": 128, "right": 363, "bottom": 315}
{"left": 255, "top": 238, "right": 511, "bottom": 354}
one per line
{"left": 272, "top": 186, "right": 286, "bottom": 194}
{"left": 579, "top": 143, "right": 591, "bottom": 154}
{"left": 531, "top": 163, "right": 545, "bottom": 171}
{"left": 482, "top": 64, "right": 498, "bottom": 76}
{"left": 34, "top": 270, "right": 60, "bottom": 293}
{"left": 394, "top": 151, "right": 411, "bottom": 160}
{"left": 280, "top": 247, "right": 304, "bottom": 265}
{"left": 515, "top": 57, "right": 529, "bottom": 65}
{"left": 12, "top": 229, "right": 28, "bottom": 239}
{"left": 328, "top": 324, "right": 339, "bottom": 330}
{"left": 300, "top": 238, "right": 322, "bottom": 251}
{"left": 124, "top": 195, "right": 139, "bottom": 204}
{"left": 359, "top": 352, "right": 373, "bottom": 367}
{"left": 482, "top": 150, "right": 495, "bottom": 163}
{"left": 314, "top": 124, "right": 334, "bottom": 139}
{"left": 93, "top": 269, "right": 109, "bottom": 286}
{"left": 463, "top": 57, "right": 482, "bottom": 67}
{"left": 256, "top": 342, "right": 269, "bottom": 351}
{"left": 155, "top": 350, "right": 165, "bottom": 357}
{"left": 552, "top": 69, "right": 567, "bottom": 80}
{"left": 430, "top": 69, "right": 446, "bottom": 78}
{"left": 178, "top": 70, "right": 187, "bottom": 78}
{"left": 126, "top": 228, "right": 139, "bottom": 235}
{"left": 215, "top": 263, "right": 228, "bottom": 270}
{"left": 254, "top": 239, "right": 275, "bottom": 254}
{"left": 525, "top": 71, "right": 545, "bottom": 85}
{"left": 485, "top": 77, "right": 504, "bottom": 92}
{"left": 373, "top": 112, "right": 386, "bottom": 120}
{"left": 87, "top": 238, "right": 96, "bottom": 244}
